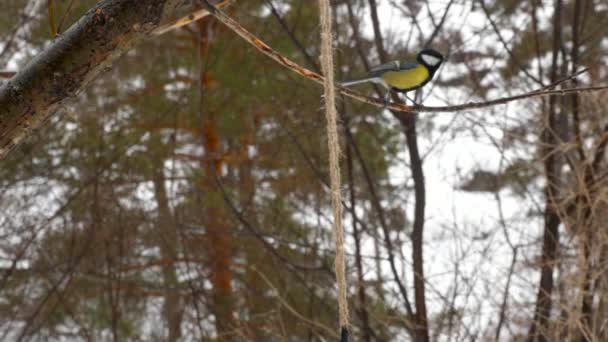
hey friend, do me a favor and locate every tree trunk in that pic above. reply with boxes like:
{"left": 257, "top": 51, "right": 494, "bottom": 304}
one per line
{"left": 150, "top": 140, "right": 184, "bottom": 342}
{"left": 0, "top": 0, "right": 183, "bottom": 159}
{"left": 197, "top": 20, "right": 235, "bottom": 339}
{"left": 201, "top": 116, "right": 235, "bottom": 339}
{"left": 528, "top": 1, "right": 563, "bottom": 341}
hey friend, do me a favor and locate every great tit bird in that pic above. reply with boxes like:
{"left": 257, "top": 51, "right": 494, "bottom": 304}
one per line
{"left": 340, "top": 48, "right": 444, "bottom": 95}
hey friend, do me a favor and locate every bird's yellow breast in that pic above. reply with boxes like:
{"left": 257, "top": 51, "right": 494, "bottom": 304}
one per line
{"left": 382, "top": 64, "right": 429, "bottom": 90}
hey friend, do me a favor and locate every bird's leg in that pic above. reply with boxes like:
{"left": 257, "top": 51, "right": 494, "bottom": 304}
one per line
{"left": 383, "top": 90, "right": 391, "bottom": 109}
{"left": 404, "top": 93, "right": 419, "bottom": 106}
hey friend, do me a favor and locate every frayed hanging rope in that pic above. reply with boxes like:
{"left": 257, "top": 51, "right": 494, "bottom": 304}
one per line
{"left": 317, "top": 0, "right": 349, "bottom": 341}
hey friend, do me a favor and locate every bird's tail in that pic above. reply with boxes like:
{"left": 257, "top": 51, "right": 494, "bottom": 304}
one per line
{"left": 339, "top": 76, "right": 379, "bottom": 87}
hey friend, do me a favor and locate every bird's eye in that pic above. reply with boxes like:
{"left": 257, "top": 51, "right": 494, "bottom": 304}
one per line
{"left": 421, "top": 54, "right": 442, "bottom": 66}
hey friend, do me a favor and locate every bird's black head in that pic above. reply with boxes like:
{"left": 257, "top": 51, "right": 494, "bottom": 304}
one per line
{"left": 417, "top": 49, "right": 444, "bottom": 72}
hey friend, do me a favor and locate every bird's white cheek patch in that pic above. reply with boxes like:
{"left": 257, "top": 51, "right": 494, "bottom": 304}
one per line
{"left": 422, "top": 55, "right": 441, "bottom": 66}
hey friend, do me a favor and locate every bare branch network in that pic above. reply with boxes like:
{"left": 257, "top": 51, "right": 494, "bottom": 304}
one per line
{"left": 198, "top": 1, "right": 608, "bottom": 113}
{"left": 1, "top": 0, "right": 607, "bottom": 160}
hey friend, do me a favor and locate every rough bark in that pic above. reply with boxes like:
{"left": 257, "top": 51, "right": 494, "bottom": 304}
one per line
{"left": 0, "top": 0, "right": 183, "bottom": 159}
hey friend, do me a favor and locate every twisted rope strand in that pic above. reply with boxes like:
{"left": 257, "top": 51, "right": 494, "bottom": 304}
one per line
{"left": 318, "top": 0, "right": 350, "bottom": 340}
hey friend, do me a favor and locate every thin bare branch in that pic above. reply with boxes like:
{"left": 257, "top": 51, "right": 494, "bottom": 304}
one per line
{"left": 198, "top": 1, "right": 608, "bottom": 115}
{"left": 47, "top": 0, "right": 58, "bottom": 37}
{"left": 152, "top": 0, "right": 234, "bottom": 36}
{"left": 56, "top": 0, "right": 77, "bottom": 33}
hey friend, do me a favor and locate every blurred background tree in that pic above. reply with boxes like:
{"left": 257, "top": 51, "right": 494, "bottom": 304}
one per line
{"left": 0, "top": 0, "right": 607, "bottom": 341}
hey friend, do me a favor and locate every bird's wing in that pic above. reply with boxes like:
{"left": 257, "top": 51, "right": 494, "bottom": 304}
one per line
{"left": 369, "top": 60, "right": 400, "bottom": 75}
{"left": 368, "top": 60, "right": 418, "bottom": 77}
{"left": 398, "top": 61, "right": 418, "bottom": 70}
{"left": 340, "top": 60, "right": 419, "bottom": 88}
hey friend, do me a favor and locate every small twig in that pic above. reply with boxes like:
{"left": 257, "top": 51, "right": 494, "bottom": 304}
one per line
{"left": 541, "top": 67, "right": 588, "bottom": 91}
{"left": 423, "top": 0, "right": 455, "bottom": 47}
{"left": 264, "top": 0, "right": 320, "bottom": 71}
{"left": 152, "top": 0, "right": 234, "bottom": 36}
{"left": 0, "top": 71, "right": 16, "bottom": 79}
{"left": 56, "top": 0, "right": 77, "bottom": 33}
{"left": 411, "top": 85, "right": 608, "bottom": 113}
{"left": 214, "top": 174, "right": 330, "bottom": 273}
{"left": 251, "top": 267, "right": 339, "bottom": 339}
{"left": 47, "top": 0, "right": 58, "bottom": 37}
{"left": 592, "top": 124, "right": 608, "bottom": 172}
{"left": 478, "top": 0, "right": 543, "bottom": 85}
